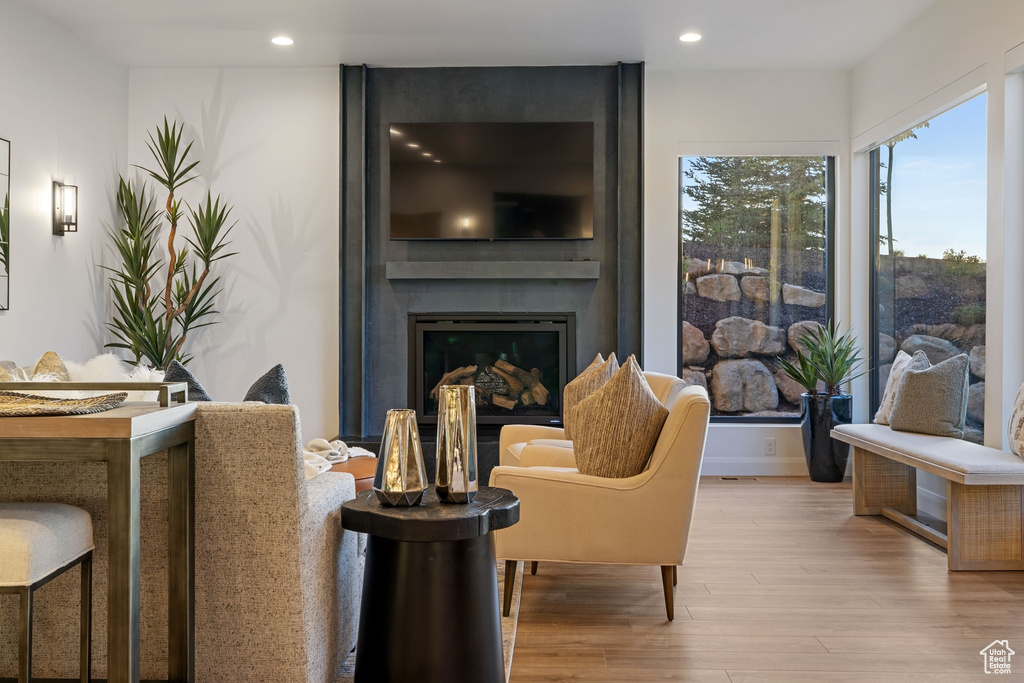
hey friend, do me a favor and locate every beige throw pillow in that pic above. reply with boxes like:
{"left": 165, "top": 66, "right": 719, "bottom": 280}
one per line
{"left": 562, "top": 352, "right": 618, "bottom": 440}
{"left": 32, "top": 351, "right": 72, "bottom": 381}
{"left": 888, "top": 354, "right": 970, "bottom": 438}
{"left": 570, "top": 355, "right": 669, "bottom": 478}
{"left": 874, "top": 350, "right": 929, "bottom": 425}
{"left": 1007, "top": 381, "right": 1024, "bottom": 459}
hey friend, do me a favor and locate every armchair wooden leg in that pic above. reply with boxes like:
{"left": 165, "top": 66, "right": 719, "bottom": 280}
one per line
{"left": 672, "top": 565, "right": 677, "bottom": 586}
{"left": 503, "top": 560, "right": 518, "bottom": 617}
{"left": 531, "top": 561, "right": 538, "bottom": 575}
{"left": 660, "top": 566, "right": 675, "bottom": 621}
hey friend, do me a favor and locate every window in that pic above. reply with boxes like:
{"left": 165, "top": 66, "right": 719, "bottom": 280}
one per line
{"left": 678, "top": 155, "right": 834, "bottom": 420}
{"left": 870, "top": 93, "right": 987, "bottom": 441}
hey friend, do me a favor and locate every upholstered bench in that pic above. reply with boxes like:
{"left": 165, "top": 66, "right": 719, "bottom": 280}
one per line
{"left": 0, "top": 502, "right": 94, "bottom": 682}
{"left": 832, "top": 423, "right": 1024, "bottom": 570}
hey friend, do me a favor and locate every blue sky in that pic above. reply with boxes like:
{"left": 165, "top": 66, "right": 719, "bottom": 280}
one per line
{"left": 883, "top": 92, "right": 987, "bottom": 260}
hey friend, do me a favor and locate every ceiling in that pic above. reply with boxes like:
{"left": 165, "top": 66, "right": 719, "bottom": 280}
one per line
{"left": 21, "top": 0, "right": 935, "bottom": 71}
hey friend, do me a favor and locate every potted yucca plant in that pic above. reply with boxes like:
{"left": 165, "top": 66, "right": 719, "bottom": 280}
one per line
{"left": 103, "top": 118, "right": 237, "bottom": 369}
{"left": 778, "top": 320, "right": 866, "bottom": 482}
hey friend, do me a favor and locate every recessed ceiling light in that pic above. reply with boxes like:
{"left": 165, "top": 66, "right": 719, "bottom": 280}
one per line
{"left": 679, "top": 33, "right": 702, "bottom": 43}
{"left": 422, "top": 152, "right": 432, "bottom": 157}
{"left": 434, "top": 159, "right": 442, "bottom": 163}
{"left": 389, "top": 128, "right": 403, "bottom": 136}
{"left": 272, "top": 36, "right": 294, "bottom": 46}
{"left": 407, "top": 143, "right": 420, "bottom": 148}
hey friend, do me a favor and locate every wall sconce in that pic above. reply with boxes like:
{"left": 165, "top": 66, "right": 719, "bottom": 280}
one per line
{"left": 53, "top": 181, "right": 78, "bottom": 236}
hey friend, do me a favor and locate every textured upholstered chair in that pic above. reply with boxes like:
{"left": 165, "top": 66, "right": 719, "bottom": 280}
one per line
{"left": 191, "top": 403, "right": 365, "bottom": 682}
{"left": 0, "top": 503, "right": 93, "bottom": 683}
{"left": 490, "top": 376, "right": 710, "bottom": 620}
{"left": 0, "top": 402, "right": 364, "bottom": 682}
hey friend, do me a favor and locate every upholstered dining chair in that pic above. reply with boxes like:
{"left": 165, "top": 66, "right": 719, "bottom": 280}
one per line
{"left": 489, "top": 378, "right": 710, "bottom": 620}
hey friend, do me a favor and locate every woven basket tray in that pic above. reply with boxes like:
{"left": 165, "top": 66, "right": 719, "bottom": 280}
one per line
{"left": 0, "top": 390, "right": 128, "bottom": 417}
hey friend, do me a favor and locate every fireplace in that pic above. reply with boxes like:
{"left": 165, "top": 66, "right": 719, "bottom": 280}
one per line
{"left": 409, "top": 313, "right": 576, "bottom": 426}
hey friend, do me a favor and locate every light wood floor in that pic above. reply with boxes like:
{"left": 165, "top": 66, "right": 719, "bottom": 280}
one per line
{"left": 509, "top": 476, "right": 1024, "bottom": 682}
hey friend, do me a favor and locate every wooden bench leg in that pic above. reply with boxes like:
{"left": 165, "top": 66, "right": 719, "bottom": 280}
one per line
{"left": 853, "top": 447, "right": 917, "bottom": 516}
{"left": 947, "top": 482, "right": 1024, "bottom": 571}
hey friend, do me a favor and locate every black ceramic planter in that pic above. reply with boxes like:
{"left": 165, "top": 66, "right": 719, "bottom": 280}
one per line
{"left": 801, "top": 394, "right": 853, "bottom": 483}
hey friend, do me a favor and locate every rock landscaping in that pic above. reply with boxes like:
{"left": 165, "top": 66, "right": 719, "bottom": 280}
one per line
{"left": 681, "top": 255, "right": 826, "bottom": 418}
{"left": 681, "top": 249, "right": 987, "bottom": 430}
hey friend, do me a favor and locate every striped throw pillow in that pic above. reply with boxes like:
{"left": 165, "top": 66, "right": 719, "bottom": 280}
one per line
{"left": 562, "top": 352, "right": 618, "bottom": 440}
{"left": 570, "top": 355, "right": 668, "bottom": 478}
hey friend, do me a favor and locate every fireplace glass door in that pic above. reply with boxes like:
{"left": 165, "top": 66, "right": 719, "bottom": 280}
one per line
{"left": 412, "top": 316, "right": 573, "bottom": 426}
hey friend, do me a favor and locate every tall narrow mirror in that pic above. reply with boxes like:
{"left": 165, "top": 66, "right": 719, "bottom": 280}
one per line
{"left": 0, "top": 137, "right": 8, "bottom": 310}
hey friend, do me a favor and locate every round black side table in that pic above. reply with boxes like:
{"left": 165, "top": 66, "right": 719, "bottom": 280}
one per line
{"left": 341, "top": 486, "right": 520, "bottom": 683}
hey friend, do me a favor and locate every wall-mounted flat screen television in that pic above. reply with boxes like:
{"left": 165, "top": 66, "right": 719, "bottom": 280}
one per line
{"left": 389, "top": 122, "right": 594, "bottom": 240}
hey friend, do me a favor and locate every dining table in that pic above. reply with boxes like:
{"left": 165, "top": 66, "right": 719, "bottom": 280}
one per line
{"left": 0, "top": 383, "right": 196, "bottom": 683}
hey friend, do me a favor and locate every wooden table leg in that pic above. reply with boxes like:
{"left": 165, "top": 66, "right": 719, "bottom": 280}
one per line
{"left": 168, "top": 436, "right": 196, "bottom": 682}
{"left": 107, "top": 441, "right": 141, "bottom": 683}
{"left": 852, "top": 447, "right": 916, "bottom": 515}
{"left": 948, "top": 482, "right": 1024, "bottom": 571}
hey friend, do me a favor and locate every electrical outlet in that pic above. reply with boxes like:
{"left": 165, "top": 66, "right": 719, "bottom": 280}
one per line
{"left": 764, "top": 437, "right": 777, "bottom": 456}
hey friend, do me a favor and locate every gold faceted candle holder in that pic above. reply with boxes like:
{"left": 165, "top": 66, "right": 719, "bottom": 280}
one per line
{"left": 373, "top": 409, "right": 428, "bottom": 507}
{"left": 435, "top": 384, "right": 479, "bottom": 504}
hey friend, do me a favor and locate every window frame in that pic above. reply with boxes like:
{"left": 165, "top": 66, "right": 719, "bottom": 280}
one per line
{"left": 868, "top": 147, "right": 882, "bottom": 416}
{"left": 867, "top": 93, "right": 988, "bottom": 418}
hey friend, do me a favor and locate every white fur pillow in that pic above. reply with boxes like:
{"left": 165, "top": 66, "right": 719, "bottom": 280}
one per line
{"left": 4, "top": 352, "right": 165, "bottom": 402}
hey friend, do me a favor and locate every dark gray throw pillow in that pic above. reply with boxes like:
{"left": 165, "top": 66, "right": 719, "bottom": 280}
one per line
{"left": 163, "top": 360, "right": 212, "bottom": 402}
{"left": 888, "top": 353, "right": 970, "bottom": 438}
{"left": 243, "top": 364, "right": 291, "bottom": 405}
{"left": 163, "top": 361, "right": 290, "bottom": 404}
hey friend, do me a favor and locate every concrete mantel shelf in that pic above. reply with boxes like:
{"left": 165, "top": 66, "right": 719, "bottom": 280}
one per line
{"left": 385, "top": 261, "right": 601, "bottom": 280}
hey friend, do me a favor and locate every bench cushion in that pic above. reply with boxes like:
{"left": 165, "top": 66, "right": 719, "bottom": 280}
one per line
{"left": 0, "top": 502, "right": 93, "bottom": 586}
{"left": 834, "top": 423, "right": 1024, "bottom": 480}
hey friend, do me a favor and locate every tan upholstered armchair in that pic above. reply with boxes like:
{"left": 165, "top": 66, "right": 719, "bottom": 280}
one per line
{"left": 489, "top": 375, "right": 710, "bottom": 620}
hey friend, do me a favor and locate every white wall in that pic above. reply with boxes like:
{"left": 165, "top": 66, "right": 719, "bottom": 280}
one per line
{"left": 128, "top": 68, "right": 340, "bottom": 440}
{"left": 851, "top": 0, "right": 1024, "bottom": 517}
{"left": 0, "top": 0, "right": 127, "bottom": 361}
{"left": 643, "top": 70, "right": 851, "bottom": 474}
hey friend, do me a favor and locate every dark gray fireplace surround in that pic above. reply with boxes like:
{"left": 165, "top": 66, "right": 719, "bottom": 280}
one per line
{"left": 340, "top": 64, "right": 644, "bottom": 450}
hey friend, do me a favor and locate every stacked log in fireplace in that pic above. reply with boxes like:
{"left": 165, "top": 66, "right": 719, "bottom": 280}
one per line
{"left": 429, "top": 359, "right": 551, "bottom": 412}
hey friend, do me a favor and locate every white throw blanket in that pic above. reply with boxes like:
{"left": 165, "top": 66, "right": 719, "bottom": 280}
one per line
{"left": 303, "top": 438, "right": 376, "bottom": 480}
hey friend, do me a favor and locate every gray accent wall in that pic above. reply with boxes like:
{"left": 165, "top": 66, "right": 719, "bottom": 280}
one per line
{"left": 340, "top": 64, "right": 643, "bottom": 437}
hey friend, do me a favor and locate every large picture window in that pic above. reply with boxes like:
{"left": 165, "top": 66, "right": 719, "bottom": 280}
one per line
{"left": 870, "top": 94, "right": 987, "bottom": 442}
{"left": 678, "top": 155, "right": 834, "bottom": 420}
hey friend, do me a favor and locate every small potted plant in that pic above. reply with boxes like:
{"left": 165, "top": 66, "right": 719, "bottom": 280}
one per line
{"left": 778, "top": 320, "right": 866, "bottom": 482}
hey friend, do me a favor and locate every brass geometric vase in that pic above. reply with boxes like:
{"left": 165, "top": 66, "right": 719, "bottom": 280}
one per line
{"left": 435, "top": 384, "right": 479, "bottom": 504}
{"left": 373, "top": 408, "right": 428, "bottom": 506}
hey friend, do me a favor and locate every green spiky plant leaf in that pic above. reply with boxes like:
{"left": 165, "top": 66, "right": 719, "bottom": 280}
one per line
{"left": 776, "top": 350, "right": 820, "bottom": 394}
{"left": 779, "top": 320, "right": 868, "bottom": 397}
{"left": 104, "top": 119, "right": 237, "bottom": 369}
{"left": 0, "top": 192, "right": 9, "bottom": 275}
{"left": 137, "top": 117, "right": 201, "bottom": 193}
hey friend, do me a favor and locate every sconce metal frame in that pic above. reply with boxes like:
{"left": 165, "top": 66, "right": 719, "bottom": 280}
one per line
{"left": 53, "top": 181, "right": 78, "bottom": 236}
